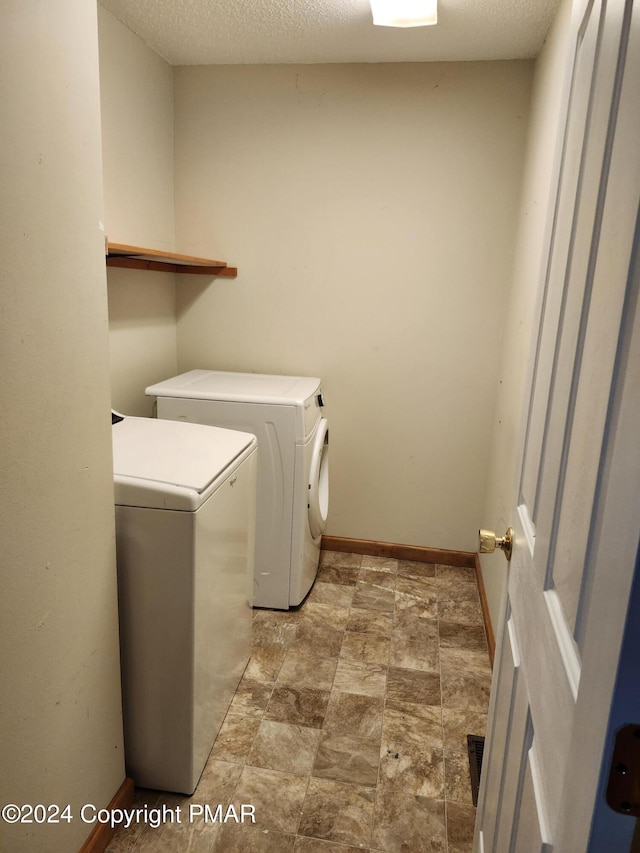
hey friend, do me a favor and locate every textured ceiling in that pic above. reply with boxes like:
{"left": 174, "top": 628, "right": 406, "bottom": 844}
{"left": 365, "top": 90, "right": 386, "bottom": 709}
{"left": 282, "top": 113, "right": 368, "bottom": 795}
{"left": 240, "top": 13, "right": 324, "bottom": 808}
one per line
{"left": 99, "top": 0, "right": 561, "bottom": 66}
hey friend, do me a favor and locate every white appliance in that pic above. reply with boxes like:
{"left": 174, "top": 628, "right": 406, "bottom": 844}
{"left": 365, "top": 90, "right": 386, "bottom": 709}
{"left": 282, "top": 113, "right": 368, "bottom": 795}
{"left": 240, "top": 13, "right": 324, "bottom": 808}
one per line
{"left": 112, "top": 414, "right": 257, "bottom": 794}
{"left": 146, "top": 370, "right": 329, "bottom": 610}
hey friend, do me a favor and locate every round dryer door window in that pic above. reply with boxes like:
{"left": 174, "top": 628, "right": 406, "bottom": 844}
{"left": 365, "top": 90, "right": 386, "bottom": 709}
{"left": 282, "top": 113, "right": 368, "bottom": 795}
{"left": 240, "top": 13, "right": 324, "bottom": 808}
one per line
{"left": 308, "top": 418, "right": 329, "bottom": 540}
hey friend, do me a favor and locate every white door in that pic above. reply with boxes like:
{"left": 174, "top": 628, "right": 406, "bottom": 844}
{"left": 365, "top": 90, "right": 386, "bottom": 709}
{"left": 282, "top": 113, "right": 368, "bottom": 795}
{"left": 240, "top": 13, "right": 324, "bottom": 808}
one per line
{"left": 475, "top": 1, "right": 640, "bottom": 851}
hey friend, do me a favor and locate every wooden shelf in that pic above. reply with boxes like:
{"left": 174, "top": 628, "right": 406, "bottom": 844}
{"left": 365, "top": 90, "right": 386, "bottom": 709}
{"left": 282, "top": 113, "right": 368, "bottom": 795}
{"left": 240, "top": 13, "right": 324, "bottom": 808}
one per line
{"left": 106, "top": 242, "right": 237, "bottom": 277}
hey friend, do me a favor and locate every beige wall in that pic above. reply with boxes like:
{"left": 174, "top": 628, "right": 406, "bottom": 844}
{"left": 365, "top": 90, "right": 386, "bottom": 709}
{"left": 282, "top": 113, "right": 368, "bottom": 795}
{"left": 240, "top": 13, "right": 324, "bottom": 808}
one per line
{"left": 98, "top": 6, "right": 177, "bottom": 416}
{"left": 173, "top": 62, "right": 533, "bottom": 551}
{"left": 0, "top": 2, "right": 125, "bottom": 851}
{"left": 480, "top": 0, "right": 575, "bottom": 630}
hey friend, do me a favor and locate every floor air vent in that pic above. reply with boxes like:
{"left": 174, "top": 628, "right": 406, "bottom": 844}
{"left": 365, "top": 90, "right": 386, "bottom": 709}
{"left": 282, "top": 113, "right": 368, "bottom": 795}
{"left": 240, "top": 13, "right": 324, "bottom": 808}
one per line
{"left": 467, "top": 734, "right": 485, "bottom": 807}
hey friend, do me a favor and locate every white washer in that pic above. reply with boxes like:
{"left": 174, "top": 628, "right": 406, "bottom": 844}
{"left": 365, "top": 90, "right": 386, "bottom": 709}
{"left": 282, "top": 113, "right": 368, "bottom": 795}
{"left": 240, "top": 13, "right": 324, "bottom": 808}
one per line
{"left": 112, "top": 415, "right": 257, "bottom": 794}
{"left": 146, "top": 370, "right": 329, "bottom": 610}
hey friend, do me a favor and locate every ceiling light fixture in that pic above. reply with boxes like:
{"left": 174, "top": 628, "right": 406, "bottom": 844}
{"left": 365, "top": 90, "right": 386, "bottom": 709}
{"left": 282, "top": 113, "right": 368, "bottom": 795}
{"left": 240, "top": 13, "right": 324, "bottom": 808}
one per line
{"left": 370, "top": 0, "right": 438, "bottom": 27}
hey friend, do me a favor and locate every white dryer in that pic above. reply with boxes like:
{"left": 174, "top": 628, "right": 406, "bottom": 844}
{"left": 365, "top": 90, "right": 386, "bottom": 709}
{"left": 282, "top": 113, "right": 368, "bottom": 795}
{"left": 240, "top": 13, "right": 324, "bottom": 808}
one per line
{"left": 146, "top": 370, "right": 329, "bottom": 609}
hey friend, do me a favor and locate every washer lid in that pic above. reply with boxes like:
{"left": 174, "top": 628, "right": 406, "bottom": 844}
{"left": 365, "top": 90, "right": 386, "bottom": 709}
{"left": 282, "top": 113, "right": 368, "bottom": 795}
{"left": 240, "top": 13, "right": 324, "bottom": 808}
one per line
{"left": 113, "top": 417, "right": 255, "bottom": 510}
{"left": 146, "top": 369, "right": 321, "bottom": 407}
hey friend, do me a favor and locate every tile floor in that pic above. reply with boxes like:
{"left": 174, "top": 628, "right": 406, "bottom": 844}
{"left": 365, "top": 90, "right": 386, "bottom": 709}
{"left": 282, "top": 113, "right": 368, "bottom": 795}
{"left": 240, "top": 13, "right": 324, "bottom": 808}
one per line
{"left": 106, "top": 551, "right": 492, "bottom": 853}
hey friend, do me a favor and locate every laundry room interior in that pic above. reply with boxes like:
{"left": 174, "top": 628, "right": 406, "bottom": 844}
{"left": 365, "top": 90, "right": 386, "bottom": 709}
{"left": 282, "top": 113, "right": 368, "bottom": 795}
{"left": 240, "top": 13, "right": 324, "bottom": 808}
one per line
{"left": 101, "top": 0, "right": 539, "bottom": 607}
{"left": 2, "top": 0, "right": 585, "bottom": 851}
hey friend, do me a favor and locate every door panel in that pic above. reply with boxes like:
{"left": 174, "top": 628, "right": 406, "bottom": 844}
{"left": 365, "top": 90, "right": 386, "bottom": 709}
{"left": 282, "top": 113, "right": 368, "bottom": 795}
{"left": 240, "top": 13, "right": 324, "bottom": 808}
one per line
{"left": 477, "top": 618, "right": 521, "bottom": 853}
{"left": 492, "top": 627, "right": 531, "bottom": 853}
{"left": 510, "top": 745, "right": 552, "bottom": 853}
{"left": 519, "top": 0, "right": 605, "bottom": 519}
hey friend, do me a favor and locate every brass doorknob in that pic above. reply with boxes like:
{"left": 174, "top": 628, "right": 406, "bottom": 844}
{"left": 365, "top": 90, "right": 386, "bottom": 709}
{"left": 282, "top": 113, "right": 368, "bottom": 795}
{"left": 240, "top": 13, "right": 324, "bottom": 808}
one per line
{"left": 479, "top": 528, "right": 514, "bottom": 561}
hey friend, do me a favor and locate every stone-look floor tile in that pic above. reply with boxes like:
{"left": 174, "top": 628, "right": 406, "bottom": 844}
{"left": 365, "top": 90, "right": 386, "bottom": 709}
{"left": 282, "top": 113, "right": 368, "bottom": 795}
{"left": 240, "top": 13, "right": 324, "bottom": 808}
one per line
{"left": 233, "top": 766, "right": 308, "bottom": 834}
{"left": 395, "top": 575, "right": 437, "bottom": 601}
{"left": 435, "top": 564, "right": 477, "bottom": 583}
{"left": 252, "top": 610, "right": 301, "bottom": 651}
{"left": 395, "top": 577, "right": 438, "bottom": 623}
{"left": 379, "top": 740, "right": 444, "bottom": 800}
{"left": 345, "top": 609, "right": 393, "bottom": 638}
{"left": 277, "top": 650, "right": 338, "bottom": 691}
{"left": 389, "top": 615, "right": 439, "bottom": 672}
{"left": 380, "top": 702, "right": 444, "bottom": 799}
{"left": 247, "top": 720, "right": 322, "bottom": 775}
{"left": 441, "top": 668, "right": 491, "bottom": 713}
{"left": 228, "top": 677, "right": 274, "bottom": 718}
{"left": 192, "top": 759, "right": 244, "bottom": 805}
{"left": 105, "top": 832, "right": 140, "bottom": 852}
{"left": 379, "top": 745, "right": 444, "bottom": 801}
{"left": 393, "top": 607, "right": 436, "bottom": 633}
{"left": 303, "top": 602, "right": 351, "bottom": 630}
{"left": 265, "top": 685, "right": 331, "bottom": 728}
{"left": 372, "top": 789, "right": 446, "bottom": 853}
{"left": 394, "top": 596, "right": 438, "bottom": 620}
{"left": 444, "top": 752, "right": 474, "bottom": 804}
{"left": 244, "top": 646, "right": 287, "bottom": 684}
{"left": 340, "top": 631, "right": 390, "bottom": 665}
{"left": 397, "top": 560, "right": 436, "bottom": 580}
{"left": 437, "top": 599, "right": 485, "bottom": 627}
{"left": 211, "top": 714, "right": 261, "bottom": 763}
{"left": 436, "top": 575, "right": 481, "bottom": 597}
{"left": 125, "top": 787, "right": 222, "bottom": 853}
{"left": 440, "top": 647, "right": 491, "bottom": 677}
{"left": 254, "top": 606, "right": 307, "bottom": 621}
{"left": 105, "top": 789, "right": 160, "bottom": 851}
{"left": 440, "top": 649, "right": 492, "bottom": 712}
{"left": 105, "top": 827, "right": 143, "bottom": 852}
{"left": 446, "top": 801, "right": 477, "bottom": 853}
{"left": 438, "top": 620, "right": 489, "bottom": 653}
{"left": 308, "top": 581, "right": 355, "bottom": 608}
{"left": 299, "top": 777, "right": 376, "bottom": 848}
{"left": 394, "top": 578, "right": 438, "bottom": 619}
{"left": 360, "top": 556, "right": 398, "bottom": 573}
{"left": 333, "top": 659, "right": 387, "bottom": 698}
{"left": 294, "top": 836, "right": 368, "bottom": 852}
{"left": 389, "top": 637, "right": 439, "bottom": 673}
{"left": 313, "top": 731, "right": 380, "bottom": 787}
{"left": 383, "top": 700, "right": 442, "bottom": 742}
{"left": 436, "top": 580, "right": 484, "bottom": 627}
{"left": 323, "top": 692, "right": 384, "bottom": 739}
{"left": 386, "top": 667, "right": 441, "bottom": 707}
{"left": 352, "top": 582, "right": 396, "bottom": 613}
{"left": 441, "top": 708, "right": 488, "bottom": 758}
{"left": 293, "top": 621, "right": 345, "bottom": 659}
{"left": 358, "top": 568, "right": 397, "bottom": 590}
{"left": 320, "top": 551, "right": 362, "bottom": 569}
{"left": 130, "top": 812, "right": 220, "bottom": 853}
{"left": 317, "top": 563, "right": 359, "bottom": 586}
{"left": 214, "top": 824, "right": 296, "bottom": 852}
{"left": 294, "top": 602, "right": 351, "bottom": 659}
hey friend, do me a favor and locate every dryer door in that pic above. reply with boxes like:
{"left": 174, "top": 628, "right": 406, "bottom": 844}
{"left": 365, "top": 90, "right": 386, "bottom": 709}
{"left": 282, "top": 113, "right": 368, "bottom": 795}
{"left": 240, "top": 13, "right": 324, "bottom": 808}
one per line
{"left": 308, "top": 418, "right": 329, "bottom": 540}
